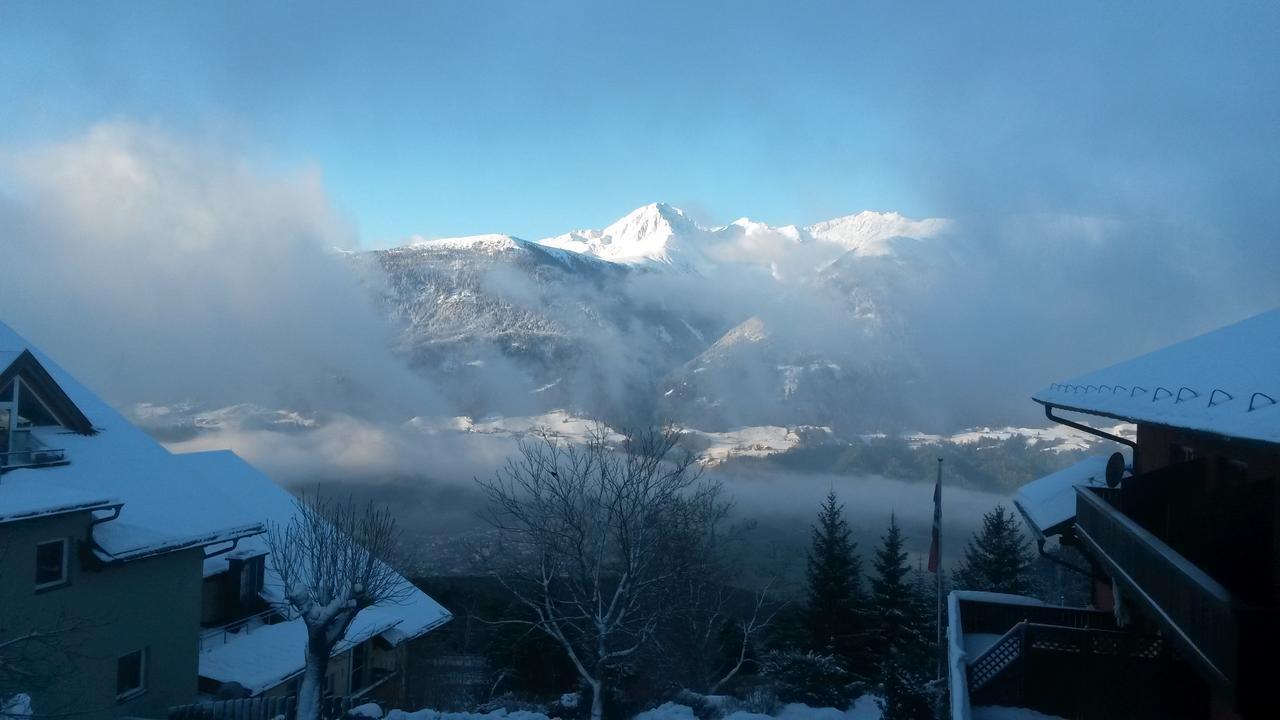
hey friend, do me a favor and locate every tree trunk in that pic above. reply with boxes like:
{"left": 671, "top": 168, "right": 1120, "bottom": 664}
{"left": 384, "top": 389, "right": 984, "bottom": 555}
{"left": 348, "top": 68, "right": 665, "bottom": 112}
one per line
{"left": 296, "top": 636, "right": 331, "bottom": 720}
{"left": 589, "top": 679, "right": 605, "bottom": 720}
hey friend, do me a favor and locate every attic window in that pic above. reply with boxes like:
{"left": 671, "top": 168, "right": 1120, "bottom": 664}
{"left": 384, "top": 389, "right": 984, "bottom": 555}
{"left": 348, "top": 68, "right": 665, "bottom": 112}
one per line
{"left": 5, "top": 378, "right": 64, "bottom": 428}
{"left": 1, "top": 376, "right": 72, "bottom": 470}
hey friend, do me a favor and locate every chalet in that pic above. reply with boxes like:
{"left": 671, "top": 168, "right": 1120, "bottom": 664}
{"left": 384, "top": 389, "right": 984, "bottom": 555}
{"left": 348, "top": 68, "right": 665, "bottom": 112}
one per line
{"left": 948, "top": 309, "right": 1280, "bottom": 720}
{"left": 0, "top": 321, "right": 451, "bottom": 717}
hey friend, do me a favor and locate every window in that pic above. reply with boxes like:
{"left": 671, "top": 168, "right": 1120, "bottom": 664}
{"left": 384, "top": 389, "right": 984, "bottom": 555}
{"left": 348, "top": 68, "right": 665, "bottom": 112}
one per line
{"left": 350, "top": 641, "right": 369, "bottom": 691}
{"left": 116, "top": 648, "right": 147, "bottom": 699}
{"left": 238, "top": 555, "right": 264, "bottom": 603}
{"left": 34, "top": 539, "right": 68, "bottom": 589}
{"left": 15, "top": 379, "right": 62, "bottom": 428}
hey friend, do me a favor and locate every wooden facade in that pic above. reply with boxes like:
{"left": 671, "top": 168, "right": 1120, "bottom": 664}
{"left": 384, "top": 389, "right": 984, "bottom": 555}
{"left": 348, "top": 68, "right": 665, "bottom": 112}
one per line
{"left": 1071, "top": 422, "right": 1280, "bottom": 719}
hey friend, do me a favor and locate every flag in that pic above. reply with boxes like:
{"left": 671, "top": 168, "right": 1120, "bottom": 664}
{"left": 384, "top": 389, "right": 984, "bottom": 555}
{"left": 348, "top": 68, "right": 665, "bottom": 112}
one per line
{"left": 927, "top": 459, "right": 942, "bottom": 573}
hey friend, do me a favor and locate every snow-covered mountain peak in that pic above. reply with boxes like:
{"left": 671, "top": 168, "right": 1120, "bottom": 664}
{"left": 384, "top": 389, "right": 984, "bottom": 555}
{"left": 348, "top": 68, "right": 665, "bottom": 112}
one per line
{"left": 806, "top": 210, "right": 949, "bottom": 255}
{"left": 538, "top": 202, "right": 711, "bottom": 270}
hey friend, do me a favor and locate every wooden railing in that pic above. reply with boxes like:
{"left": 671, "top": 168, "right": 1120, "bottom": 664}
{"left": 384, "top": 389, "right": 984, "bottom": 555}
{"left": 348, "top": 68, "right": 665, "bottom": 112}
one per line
{"left": 956, "top": 596, "right": 1115, "bottom": 636}
{"left": 969, "top": 621, "right": 1166, "bottom": 697}
{"left": 968, "top": 623, "right": 1026, "bottom": 691}
{"left": 1076, "top": 485, "right": 1238, "bottom": 687}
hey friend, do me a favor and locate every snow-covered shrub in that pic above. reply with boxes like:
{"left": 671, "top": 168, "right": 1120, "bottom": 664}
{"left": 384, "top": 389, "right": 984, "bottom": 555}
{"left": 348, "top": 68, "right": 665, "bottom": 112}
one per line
{"left": 760, "top": 650, "right": 856, "bottom": 708}
{"left": 633, "top": 702, "right": 699, "bottom": 720}
{"left": 0, "top": 694, "right": 33, "bottom": 720}
{"left": 347, "top": 704, "right": 383, "bottom": 719}
{"left": 730, "top": 683, "right": 780, "bottom": 717}
{"left": 471, "top": 692, "right": 551, "bottom": 716}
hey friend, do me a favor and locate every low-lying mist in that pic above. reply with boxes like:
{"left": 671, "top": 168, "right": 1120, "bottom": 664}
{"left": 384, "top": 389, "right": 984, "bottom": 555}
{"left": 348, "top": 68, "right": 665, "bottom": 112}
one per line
{"left": 2, "top": 122, "right": 1278, "bottom": 574}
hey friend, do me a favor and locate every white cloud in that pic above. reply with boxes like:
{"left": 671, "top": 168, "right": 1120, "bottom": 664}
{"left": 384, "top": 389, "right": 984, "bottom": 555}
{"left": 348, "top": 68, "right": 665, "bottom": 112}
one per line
{"left": 0, "top": 122, "right": 443, "bottom": 420}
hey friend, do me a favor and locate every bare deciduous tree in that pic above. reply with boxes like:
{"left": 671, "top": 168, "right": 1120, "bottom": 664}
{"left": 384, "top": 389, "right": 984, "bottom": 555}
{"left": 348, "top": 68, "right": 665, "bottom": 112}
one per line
{"left": 267, "top": 494, "right": 410, "bottom": 720}
{"left": 662, "top": 529, "right": 788, "bottom": 696}
{"left": 477, "top": 426, "right": 727, "bottom": 720}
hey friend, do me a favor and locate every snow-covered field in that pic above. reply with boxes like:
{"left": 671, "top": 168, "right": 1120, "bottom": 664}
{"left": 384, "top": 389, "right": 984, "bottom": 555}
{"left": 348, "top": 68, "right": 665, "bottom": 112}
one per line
{"left": 901, "top": 422, "right": 1134, "bottom": 453}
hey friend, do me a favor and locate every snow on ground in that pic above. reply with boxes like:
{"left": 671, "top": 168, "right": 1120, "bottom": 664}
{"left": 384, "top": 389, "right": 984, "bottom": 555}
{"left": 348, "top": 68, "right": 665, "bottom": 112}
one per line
{"left": 636, "top": 696, "right": 882, "bottom": 720}
{"left": 685, "top": 425, "right": 832, "bottom": 465}
{"left": 903, "top": 423, "right": 1134, "bottom": 453}
{"left": 384, "top": 710, "right": 551, "bottom": 720}
{"left": 0, "top": 694, "right": 33, "bottom": 719}
{"left": 971, "top": 707, "right": 1067, "bottom": 720}
{"left": 410, "top": 410, "right": 827, "bottom": 466}
{"left": 964, "top": 632, "right": 1004, "bottom": 659}
{"left": 375, "top": 695, "right": 882, "bottom": 720}
{"left": 412, "top": 410, "right": 625, "bottom": 445}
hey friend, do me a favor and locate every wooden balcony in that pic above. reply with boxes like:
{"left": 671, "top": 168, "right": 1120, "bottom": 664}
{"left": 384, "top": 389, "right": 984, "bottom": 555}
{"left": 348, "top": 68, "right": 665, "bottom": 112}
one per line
{"left": 949, "top": 593, "right": 1202, "bottom": 720}
{"left": 1076, "top": 484, "right": 1280, "bottom": 715}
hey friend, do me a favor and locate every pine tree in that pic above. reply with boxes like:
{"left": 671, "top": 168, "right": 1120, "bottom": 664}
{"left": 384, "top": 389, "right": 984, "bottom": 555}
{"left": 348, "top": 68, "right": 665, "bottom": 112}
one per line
{"left": 870, "top": 515, "right": 935, "bottom": 720}
{"left": 869, "top": 514, "right": 929, "bottom": 670}
{"left": 804, "top": 491, "right": 870, "bottom": 678}
{"left": 877, "top": 658, "right": 936, "bottom": 720}
{"left": 952, "top": 505, "right": 1036, "bottom": 595}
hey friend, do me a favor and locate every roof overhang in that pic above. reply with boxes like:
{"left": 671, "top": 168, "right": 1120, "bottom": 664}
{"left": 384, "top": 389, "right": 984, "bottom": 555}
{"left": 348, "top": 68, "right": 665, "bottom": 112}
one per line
{"left": 1012, "top": 454, "right": 1113, "bottom": 541}
{"left": 95, "top": 522, "right": 266, "bottom": 564}
{"left": 0, "top": 496, "right": 120, "bottom": 525}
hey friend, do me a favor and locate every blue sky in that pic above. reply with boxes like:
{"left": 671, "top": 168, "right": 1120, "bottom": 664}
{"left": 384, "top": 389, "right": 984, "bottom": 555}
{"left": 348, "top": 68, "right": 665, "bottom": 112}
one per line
{"left": 3, "top": 1, "right": 1278, "bottom": 243}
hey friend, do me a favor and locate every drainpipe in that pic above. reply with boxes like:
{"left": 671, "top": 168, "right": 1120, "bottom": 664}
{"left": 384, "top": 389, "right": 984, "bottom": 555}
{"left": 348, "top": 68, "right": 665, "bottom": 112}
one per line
{"left": 1043, "top": 403, "right": 1139, "bottom": 469}
{"left": 81, "top": 503, "right": 124, "bottom": 572}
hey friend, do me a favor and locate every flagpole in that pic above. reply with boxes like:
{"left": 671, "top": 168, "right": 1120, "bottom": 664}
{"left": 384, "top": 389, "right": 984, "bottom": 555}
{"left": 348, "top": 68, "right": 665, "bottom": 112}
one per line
{"left": 935, "top": 457, "right": 944, "bottom": 681}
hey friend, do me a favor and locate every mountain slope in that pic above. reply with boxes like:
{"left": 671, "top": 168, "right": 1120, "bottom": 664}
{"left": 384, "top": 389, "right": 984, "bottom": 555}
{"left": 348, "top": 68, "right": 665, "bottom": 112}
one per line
{"left": 356, "top": 230, "right": 717, "bottom": 420}
{"left": 357, "top": 203, "right": 952, "bottom": 430}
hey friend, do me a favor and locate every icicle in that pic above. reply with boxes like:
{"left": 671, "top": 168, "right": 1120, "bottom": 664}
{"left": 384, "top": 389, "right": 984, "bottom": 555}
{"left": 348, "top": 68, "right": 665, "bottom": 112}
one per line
{"left": 1111, "top": 581, "right": 1130, "bottom": 627}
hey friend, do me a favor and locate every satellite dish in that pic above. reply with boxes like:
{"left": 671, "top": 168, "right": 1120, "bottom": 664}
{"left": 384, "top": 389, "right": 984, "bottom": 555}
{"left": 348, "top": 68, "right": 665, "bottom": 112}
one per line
{"left": 1105, "top": 451, "right": 1126, "bottom": 488}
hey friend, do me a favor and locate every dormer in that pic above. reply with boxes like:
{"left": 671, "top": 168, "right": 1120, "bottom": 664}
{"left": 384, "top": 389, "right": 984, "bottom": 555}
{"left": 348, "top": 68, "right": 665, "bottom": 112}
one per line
{"left": 0, "top": 349, "right": 94, "bottom": 472}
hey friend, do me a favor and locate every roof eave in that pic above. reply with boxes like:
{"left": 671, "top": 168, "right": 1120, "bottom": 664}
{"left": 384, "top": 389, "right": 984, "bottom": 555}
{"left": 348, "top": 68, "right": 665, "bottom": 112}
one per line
{"left": 0, "top": 497, "right": 121, "bottom": 525}
{"left": 1032, "top": 396, "right": 1140, "bottom": 426}
{"left": 96, "top": 522, "right": 266, "bottom": 564}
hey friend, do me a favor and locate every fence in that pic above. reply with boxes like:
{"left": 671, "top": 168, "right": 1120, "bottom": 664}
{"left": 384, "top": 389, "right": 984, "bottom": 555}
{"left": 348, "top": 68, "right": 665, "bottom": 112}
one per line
{"left": 168, "top": 696, "right": 355, "bottom": 720}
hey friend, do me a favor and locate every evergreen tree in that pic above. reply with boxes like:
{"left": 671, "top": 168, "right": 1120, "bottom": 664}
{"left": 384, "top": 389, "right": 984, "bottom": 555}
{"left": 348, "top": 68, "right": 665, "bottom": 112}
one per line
{"left": 804, "top": 491, "right": 870, "bottom": 678}
{"left": 870, "top": 515, "right": 935, "bottom": 720}
{"left": 952, "top": 505, "right": 1036, "bottom": 595}
{"left": 869, "top": 514, "right": 929, "bottom": 670}
{"left": 877, "top": 658, "right": 936, "bottom": 720}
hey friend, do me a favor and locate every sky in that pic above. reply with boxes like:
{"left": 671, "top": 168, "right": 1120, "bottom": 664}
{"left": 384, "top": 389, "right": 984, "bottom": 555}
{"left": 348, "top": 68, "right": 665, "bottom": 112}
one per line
{"left": 4, "top": 1, "right": 1279, "bottom": 243}
{"left": 2, "top": 1, "right": 1280, "bottom": 492}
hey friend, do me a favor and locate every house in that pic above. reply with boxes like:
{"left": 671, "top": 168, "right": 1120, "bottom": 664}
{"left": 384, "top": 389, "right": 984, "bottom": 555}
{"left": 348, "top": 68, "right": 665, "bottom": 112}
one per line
{"left": 947, "top": 309, "right": 1280, "bottom": 720}
{"left": 0, "top": 320, "right": 451, "bottom": 717}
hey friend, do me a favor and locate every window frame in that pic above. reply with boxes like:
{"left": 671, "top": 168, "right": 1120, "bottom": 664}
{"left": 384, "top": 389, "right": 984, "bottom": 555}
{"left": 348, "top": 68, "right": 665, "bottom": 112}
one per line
{"left": 115, "top": 647, "right": 148, "bottom": 701}
{"left": 34, "top": 537, "right": 69, "bottom": 591}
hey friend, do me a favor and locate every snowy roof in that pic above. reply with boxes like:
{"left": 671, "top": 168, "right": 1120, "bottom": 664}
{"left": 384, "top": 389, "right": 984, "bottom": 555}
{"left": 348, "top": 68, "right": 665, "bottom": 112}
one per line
{"left": 198, "top": 611, "right": 407, "bottom": 695}
{"left": 1032, "top": 309, "right": 1280, "bottom": 445}
{"left": 183, "top": 450, "right": 452, "bottom": 649}
{"left": 0, "top": 480, "right": 118, "bottom": 525}
{"left": 0, "top": 321, "right": 264, "bottom": 560}
{"left": 1012, "top": 455, "right": 1113, "bottom": 539}
{"left": 0, "top": 320, "right": 450, "bottom": 661}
